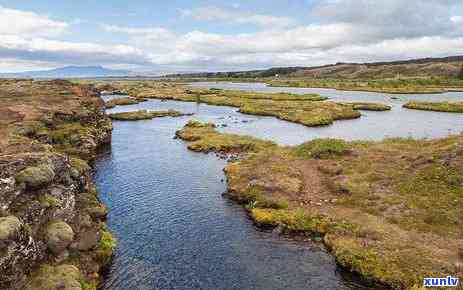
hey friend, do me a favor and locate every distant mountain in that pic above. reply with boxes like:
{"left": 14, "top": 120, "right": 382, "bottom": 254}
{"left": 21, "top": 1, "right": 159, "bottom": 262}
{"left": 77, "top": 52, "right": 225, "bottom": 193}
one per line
{"left": 4, "top": 66, "right": 132, "bottom": 78}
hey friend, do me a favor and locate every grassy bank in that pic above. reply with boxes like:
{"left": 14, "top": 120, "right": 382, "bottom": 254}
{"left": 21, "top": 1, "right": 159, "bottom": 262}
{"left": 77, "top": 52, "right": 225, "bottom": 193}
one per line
{"left": 403, "top": 101, "right": 463, "bottom": 113}
{"left": 268, "top": 78, "right": 463, "bottom": 94}
{"left": 176, "top": 121, "right": 463, "bottom": 289}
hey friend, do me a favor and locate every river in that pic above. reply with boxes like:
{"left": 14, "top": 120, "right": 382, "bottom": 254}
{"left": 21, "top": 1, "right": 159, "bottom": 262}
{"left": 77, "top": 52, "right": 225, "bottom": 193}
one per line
{"left": 95, "top": 83, "right": 463, "bottom": 289}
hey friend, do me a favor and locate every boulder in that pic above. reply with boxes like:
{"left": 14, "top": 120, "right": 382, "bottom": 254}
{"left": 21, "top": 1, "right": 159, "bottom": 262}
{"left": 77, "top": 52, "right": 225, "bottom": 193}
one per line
{"left": 16, "top": 164, "right": 55, "bottom": 189}
{"left": 45, "top": 221, "right": 74, "bottom": 254}
{"left": 74, "top": 228, "right": 100, "bottom": 251}
{"left": 0, "top": 216, "right": 21, "bottom": 241}
{"left": 87, "top": 206, "right": 108, "bottom": 220}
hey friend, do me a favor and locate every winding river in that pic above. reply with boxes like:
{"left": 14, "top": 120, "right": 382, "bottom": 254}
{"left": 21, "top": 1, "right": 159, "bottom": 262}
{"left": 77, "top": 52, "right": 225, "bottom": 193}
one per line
{"left": 95, "top": 83, "right": 463, "bottom": 290}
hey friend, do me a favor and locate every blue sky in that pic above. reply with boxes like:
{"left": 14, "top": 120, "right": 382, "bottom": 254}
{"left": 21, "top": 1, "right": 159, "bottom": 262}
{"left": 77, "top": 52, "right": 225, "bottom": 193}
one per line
{"left": 0, "top": 0, "right": 462, "bottom": 73}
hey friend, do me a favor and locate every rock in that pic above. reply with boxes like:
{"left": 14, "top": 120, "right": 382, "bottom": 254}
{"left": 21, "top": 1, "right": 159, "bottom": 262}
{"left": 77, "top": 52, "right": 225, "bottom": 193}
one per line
{"left": 74, "top": 228, "right": 100, "bottom": 251}
{"left": 69, "top": 158, "right": 90, "bottom": 179}
{"left": 16, "top": 164, "right": 55, "bottom": 189}
{"left": 24, "top": 264, "right": 82, "bottom": 290}
{"left": 0, "top": 216, "right": 21, "bottom": 241}
{"left": 87, "top": 206, "right": 108, "bottom": 220}
{"left": 45, "top": 221, "right": 74, "bottom": 255}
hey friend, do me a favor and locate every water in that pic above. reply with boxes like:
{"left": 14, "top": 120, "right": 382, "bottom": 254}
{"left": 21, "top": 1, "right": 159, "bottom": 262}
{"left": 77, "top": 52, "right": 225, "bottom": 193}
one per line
{"left": 190, "top": 82, "right": 463, "bottom": 142}
{"left": 95, "top": 84, "right": 462, "bottom": 290}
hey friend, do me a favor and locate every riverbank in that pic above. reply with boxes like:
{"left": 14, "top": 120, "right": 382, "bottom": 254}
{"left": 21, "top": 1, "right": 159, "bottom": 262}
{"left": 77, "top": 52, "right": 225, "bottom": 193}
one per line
{"left": 176, "top": 120, "right": 463, "bottom": 289}
{"left": 0, "top": 79, "right": 115, "bottom": 289}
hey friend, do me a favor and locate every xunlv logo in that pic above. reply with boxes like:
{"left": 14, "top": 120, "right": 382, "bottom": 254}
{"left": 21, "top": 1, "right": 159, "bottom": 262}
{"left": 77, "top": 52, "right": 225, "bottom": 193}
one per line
{"left": 424, "top": 276, "right": 459, "bottom": 287}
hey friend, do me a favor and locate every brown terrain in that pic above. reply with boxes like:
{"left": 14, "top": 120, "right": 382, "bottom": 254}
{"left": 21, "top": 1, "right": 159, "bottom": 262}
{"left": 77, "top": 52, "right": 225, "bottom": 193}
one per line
{"left": 0, "top": 79, "right": 114, "bottom": 289}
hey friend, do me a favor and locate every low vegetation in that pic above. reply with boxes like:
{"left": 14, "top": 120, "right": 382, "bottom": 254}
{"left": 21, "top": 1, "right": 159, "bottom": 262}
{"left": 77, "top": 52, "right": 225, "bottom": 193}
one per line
{"left": 293, "top": 138, "right": 350, "bottom": 159}
{"left": 109, "top": 109, "right": 190, "bottom": 120}
{"left": 346, "top": 102, "right": 392, "bottom": 111}
{"left": 268, "top": 78, "right": 460, "bottom": 94}
{"left": 403, "top": 101, "right": 463, "bottom": 113}
{"left": 177, "top": 121, "right": 463, "bottom": 289}
{"left": 105, "top": 81, "right": 375, "bottom": 127}
{"left": 105, "top": 97, "right": 146, "bottom": 109}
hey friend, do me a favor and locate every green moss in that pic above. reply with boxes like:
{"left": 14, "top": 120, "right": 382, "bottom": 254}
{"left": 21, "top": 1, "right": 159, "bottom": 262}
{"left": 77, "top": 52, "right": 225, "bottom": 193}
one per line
{"left": 348, "top": 102, "right": 392, "bottom": 111}
{"left": 403, "top": 101, "right": 463, "bottom": 113}
{"left": 79, "top": 278, "right": 97, "bottom": 290}
{"left": 96, "top": 225, "right": 116, "bottom": 266}
{"left": 39, "top": 194, "right": 60, "bottom": 208}
{"left": 70, "top": 157, "right": 91, "bottom": 178}
{"left": 0, "top": 216, "right": 21, "bottom": 240}
{"left": 45, "top": 221, "right": 74, "bottom": 254}
{"left": 48, "top": 122, "right": 91, "bottom": 144}
{"left": 293, "top": 138, "right": 350, "bottom": 159}
{"left": 251, "top": 208, "right": 330, "bottom": 233}
{"left": 25, "top": 264, "right": 82, "bottom": 290}
{"left": 16, "top": 163, "right": 55, "bottom": 189}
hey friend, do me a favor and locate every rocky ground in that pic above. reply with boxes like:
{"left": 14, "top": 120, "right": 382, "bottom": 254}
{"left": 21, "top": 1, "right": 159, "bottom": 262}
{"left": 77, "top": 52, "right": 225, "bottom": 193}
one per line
{"left": 0, "top": 79, "right": 115, "bottom": 290}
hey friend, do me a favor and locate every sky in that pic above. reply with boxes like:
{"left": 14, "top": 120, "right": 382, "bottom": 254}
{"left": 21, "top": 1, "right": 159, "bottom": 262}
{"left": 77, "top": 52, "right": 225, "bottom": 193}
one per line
{"left": 0, "top": 0, "right": 462, "bottom": 73}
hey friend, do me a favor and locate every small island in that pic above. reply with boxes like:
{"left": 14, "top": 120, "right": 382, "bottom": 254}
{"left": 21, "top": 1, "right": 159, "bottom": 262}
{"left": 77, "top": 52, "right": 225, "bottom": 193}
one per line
{"left": 108, "top": 109, "right": 192, "bottom": 121}
{"left": 105, "top": 97, "right": 147, "bottom": 109}
{"left": 403, "top": 101, "right": 463, "bottom": 113}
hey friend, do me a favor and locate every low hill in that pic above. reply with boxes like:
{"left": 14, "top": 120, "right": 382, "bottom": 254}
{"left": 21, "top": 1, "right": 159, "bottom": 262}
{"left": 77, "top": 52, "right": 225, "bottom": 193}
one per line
{"left": 168, "top": 55, "right": 463, "bottom": 79}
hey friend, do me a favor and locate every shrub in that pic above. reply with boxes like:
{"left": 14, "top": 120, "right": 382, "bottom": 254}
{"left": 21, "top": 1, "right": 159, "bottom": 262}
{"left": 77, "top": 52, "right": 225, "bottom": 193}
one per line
{"left": 293, "top": 138, "right": 349, "bottom": 159}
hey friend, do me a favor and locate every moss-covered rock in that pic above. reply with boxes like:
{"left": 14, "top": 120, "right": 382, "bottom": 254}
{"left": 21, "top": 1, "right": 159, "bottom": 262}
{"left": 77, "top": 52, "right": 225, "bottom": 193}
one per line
{"left": 70, "top": 158, "right": 90, "bottom": 179}
{"left": 45, "top": 221, "right": 74, "bottom": 254}
{"left": 24, "top": 264, "right": 82, "bottom": 290}
{"left": 87, "top": 206, "right": 108, "bottom": 220}
{"left": 16, "top": 164, "right": 55, "bottom": 189}
{"left": 0, "top": 216, "right": 21, "bottom": 240}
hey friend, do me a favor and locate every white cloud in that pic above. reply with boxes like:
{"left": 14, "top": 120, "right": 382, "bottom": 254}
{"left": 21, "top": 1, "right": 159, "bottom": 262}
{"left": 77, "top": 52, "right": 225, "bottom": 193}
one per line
{"left": 1, "top": 1, "right": 463, "bottom": 72}
{"left": 0, "top": 34, "right": 150, "bottom": 66}
{"left": 0, "top": 5, "right": 69, "bottom": 37}
{"left": 179, "top": 6, "right": 296, "bottom": 28}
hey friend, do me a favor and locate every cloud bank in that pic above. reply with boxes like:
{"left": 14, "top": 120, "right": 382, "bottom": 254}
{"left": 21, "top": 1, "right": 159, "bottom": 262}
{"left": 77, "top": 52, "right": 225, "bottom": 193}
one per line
{"left": 0, "top": 1, "right": 462, "bottom": 72}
